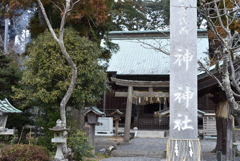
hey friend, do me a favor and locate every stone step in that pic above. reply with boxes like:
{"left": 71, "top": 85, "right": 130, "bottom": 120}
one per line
{"left": 111, "top": 150, "right": 164, "bottom": 158}
{"left": 136, "top": 130, "right": 165, "bottom": 138}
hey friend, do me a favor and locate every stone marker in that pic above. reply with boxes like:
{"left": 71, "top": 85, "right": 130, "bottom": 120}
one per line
{"left": 167, "top": 0, "right": 201, "bottom": 160}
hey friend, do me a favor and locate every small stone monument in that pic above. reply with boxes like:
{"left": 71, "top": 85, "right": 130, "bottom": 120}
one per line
{"left": 83, "top": 106, "right": 105, "bottom": 153}
{"left": 111, "top": 109, "right": 123, "bottom": 137}
{"left": 49, "top": 119, "right": 69, "bottom": 161}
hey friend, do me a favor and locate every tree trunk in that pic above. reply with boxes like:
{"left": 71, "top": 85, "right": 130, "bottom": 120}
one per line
{"left": 219, "top": 55, "right": 234, "bottom": 160}
{"left": 37, "top": 0, "right": 78, "bottom": 159}
{"left": 226, "top": 116, "right": 233, "bottom": 161}
{"left": 58, "top": 41, "right": 77, "bottom": 158}
{"left": 215, "top": 102, "right": 230, "bottom": 155}
{"left": 215, "top": 102, "right": 233, "bottom": 161}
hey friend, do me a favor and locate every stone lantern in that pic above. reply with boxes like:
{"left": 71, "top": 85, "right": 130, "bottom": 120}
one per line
{"left": 49, "top": 119, "right": 69, "bottom": 161}
{"left": 111, "top": 109, "right": 123, "bottom": 137}
{"left": 83, "top": 106, "right": 105, "bottom": 153}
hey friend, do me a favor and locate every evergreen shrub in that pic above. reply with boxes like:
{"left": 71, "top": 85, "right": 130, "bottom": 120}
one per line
{"left": 68, "top": 129, "right": 93, "bottom": 160}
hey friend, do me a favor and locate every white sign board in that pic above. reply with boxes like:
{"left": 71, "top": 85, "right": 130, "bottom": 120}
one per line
{"left": 95, "top": 117, "right": 114, "bottom": 136}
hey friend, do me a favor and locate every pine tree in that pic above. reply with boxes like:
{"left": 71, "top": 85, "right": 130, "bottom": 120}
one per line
{"left": 0, "top": 53, "right": 21, "bottom": 100}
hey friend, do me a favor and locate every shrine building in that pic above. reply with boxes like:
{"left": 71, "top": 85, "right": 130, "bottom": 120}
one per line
{"left": 97, "top": 30, "right": 216, "bottom": 130}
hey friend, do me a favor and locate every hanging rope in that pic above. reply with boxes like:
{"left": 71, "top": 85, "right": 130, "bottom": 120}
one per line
{"left": 132, "top": 96, "right": 169, "bottom": 105}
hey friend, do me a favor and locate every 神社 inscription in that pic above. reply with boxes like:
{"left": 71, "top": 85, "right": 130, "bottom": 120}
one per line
{"left": 174, "top": 85, "right": 193, "bottom": 108}
{"left": 167, "top": 0, "right": 201, "bottom": 160}
{"left": 174, "top": 48, "right": 193, "bottom": 70}
{"left": 173, "top": 114, "right": 193, "bottom": 131}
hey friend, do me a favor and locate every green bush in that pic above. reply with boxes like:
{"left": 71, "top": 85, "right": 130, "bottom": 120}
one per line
{"left": 1, "top": 144, "right": 50, "bottom": 161}
{"left": 37, "top": 136, "right": 56, "bottom": 152}
{"left": 68, "top": 129, "right": 93, "bottom": 160}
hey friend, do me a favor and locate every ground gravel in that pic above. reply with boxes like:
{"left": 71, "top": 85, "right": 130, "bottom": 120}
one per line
{"left": 96, "top": 137, "right": 240, "bottom": 161}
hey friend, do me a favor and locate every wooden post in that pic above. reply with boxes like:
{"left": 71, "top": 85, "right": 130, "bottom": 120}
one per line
{"left": 226, "top": 115, "right": 233, "bottom": 160}
{"left": 133, "top": 104, "right": 138, "bottom": 128}
{"left": 124, "top": 86, "right": 133, "bottom": 142}
{"left": 115, "top": 119, "right": 119, "bottom": 137}
{"left": 90, "top": 124, "right": 95, "bottom": 154}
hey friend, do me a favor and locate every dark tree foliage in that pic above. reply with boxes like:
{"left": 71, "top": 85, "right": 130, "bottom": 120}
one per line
{"left": 144, "top": 0, "right": 170, "bottom": 30}
{"left": 109, "top": 0, "right": 206, "bottom": 31}
{"left": 27, "top": 0, "right": 113, "bottom": 42}
{"left": 110, "top": 0, "right": 148, "bottom": 31}
{"left": 109, "top": 0, "right": 171, "bottom": 31}
{"left": 0, "top": 54, "right": 21, "bottom": 100}
{"left": 12, "top": 28, "right": 109, "bottom": 110}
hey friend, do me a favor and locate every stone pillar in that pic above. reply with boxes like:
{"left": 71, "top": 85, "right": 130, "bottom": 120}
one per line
{"left": 168, "top": 0, "right": 200, "bottom": 160}
{"left": 124, "top": 86, "right": 133, "bottom": 142}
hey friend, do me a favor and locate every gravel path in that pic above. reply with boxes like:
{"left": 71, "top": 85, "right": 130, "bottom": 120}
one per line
{"left": 95, "top": 137, "right": 240, "bottom": 161}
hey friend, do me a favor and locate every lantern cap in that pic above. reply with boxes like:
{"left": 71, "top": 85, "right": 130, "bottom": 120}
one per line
{"left": 49, "top": 119, "right": 69, "bottom": 132}
{"left": 111, "top": 109, "right": 124, "bottom": 115}
{"left": 83, "top": 106, "right": 105, "bottom": 116}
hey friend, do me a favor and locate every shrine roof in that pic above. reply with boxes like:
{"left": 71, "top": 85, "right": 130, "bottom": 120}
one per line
{"left": 159, "top": 108, "right": 206, "bottom": 116}
{"left": 83, "top": 106, "right": 105, "bottom": 116}
{"left": 111, "top": 109, "right": 124, "bottom": 115}
{"left": 104, "top": 30, "right": 209, "bottom": 75}
{"left": 0, "top": 98, "right": 22, "bottom": 113}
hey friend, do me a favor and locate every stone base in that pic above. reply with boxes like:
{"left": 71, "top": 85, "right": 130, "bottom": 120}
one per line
{"left": 0, "top": 129, "right": 15, "bottom": 135}
{"left": 95, "top": 131, "right": 114, "bottom": 136}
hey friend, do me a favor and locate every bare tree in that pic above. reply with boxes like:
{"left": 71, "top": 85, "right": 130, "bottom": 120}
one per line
{"left": 198, "top": 0, "right": 240, "bottom": 159}
{"left": 37, "top": 0, "right": 80, "bottom": 158}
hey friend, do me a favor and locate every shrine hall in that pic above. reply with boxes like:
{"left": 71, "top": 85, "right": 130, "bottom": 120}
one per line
{"left": 97, "top": 30, "right": 217, "bottom": 131}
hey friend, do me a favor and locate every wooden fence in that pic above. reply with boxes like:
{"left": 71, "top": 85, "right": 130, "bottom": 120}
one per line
{"left": 138, "top": 116, "right": 169, "bottom": 130}
{"left": 203, "top": 113, "right": 217, "bottom": 139}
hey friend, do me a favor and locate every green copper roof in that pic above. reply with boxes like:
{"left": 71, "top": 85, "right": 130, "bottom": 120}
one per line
{"left": 111, "top": 109, "right": 124, "bottom": 115}
{"left": 83, "top": 106, "right": 105, "bottom": 116}
{"left": 104, "top": 30, "right": 209, "bottom": 75}
{"left": 0, "top": 98, "right": 22, "bottom": 113}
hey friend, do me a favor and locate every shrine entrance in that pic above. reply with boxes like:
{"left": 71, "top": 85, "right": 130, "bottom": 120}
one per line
{"left": 136, "top": 103, "right": 169, "bottom": 130}
{"left": 111, "top": 77, "right": 169, "bottom": 142}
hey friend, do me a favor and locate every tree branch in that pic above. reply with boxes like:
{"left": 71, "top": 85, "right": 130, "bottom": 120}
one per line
{"left": 37, "top": 0, "right": 59, "bottom": 42}
{"left": 229, "top": 56, "right": 240, "bottom": 93}
{"left": 51, "top": 1, "right": 63, "bottom": 13}
{"left": 198, "top": 60, "right": 225, "bottom": 91}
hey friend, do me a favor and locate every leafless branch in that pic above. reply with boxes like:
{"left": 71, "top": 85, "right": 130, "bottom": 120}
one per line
{"left": 51, "top": 1, "right": 63, "bottom": 13}
{"left": 137, "top": 39, "right": 170, "bottom": 55}
{"left": 198, "top": 60, "right": 225, "bottom": 91}
{"left": 229, "top": 56, "right": 240, "bottom": 93}
{"left": 37, "top": 0, "right": 59, "bottom": 42}
{"left": 69, "top": 0, "right": 81, "bottom": 12}
{"left": 232, "top": 91, "right": 240, "bottom": 98}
